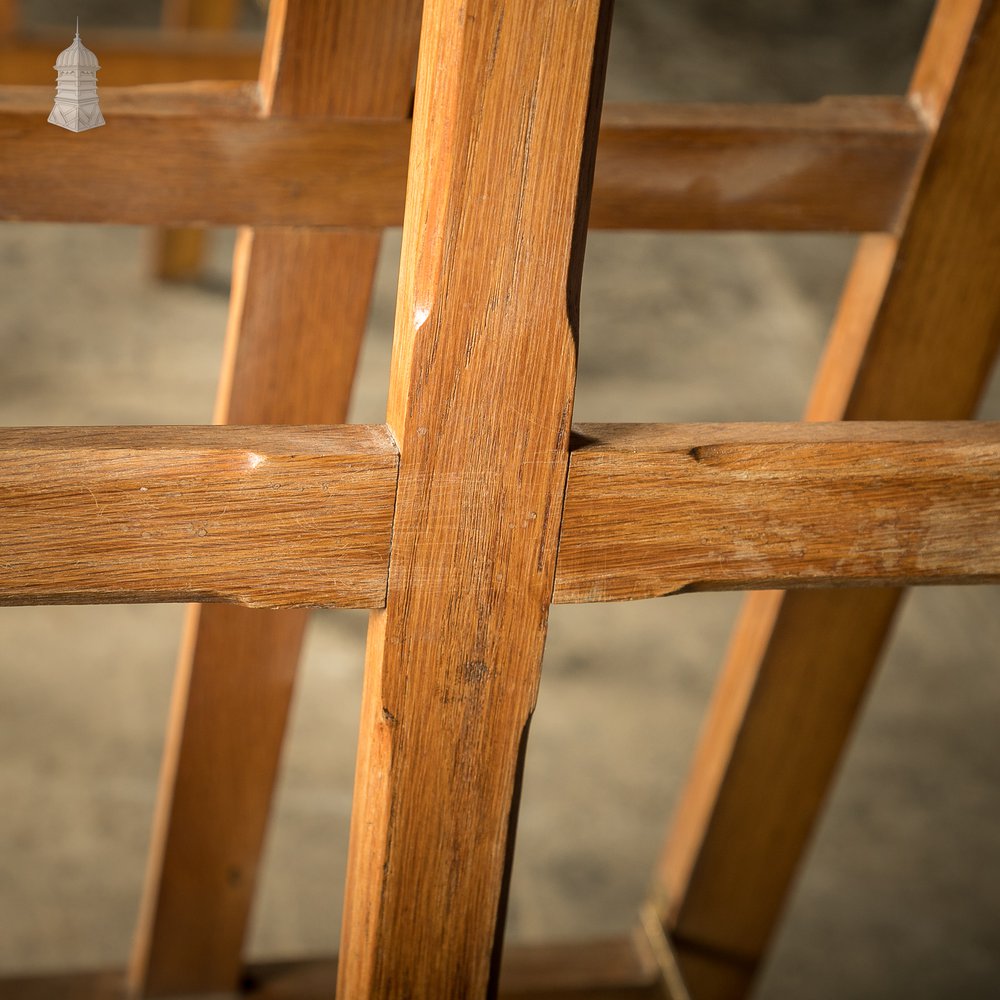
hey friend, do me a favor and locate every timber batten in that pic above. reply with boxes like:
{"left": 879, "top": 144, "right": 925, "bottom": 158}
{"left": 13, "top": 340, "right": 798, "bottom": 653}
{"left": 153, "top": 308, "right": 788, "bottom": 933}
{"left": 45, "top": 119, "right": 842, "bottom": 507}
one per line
{"left": 0, "top": 0, "right": 995, "bottom": 996}
{"left": 1, "top": 422, "right": 998, "bottom": 608}
{"left": 0, "top": 425, "right": 397, "bottom": 609}
{"left": 0, "top": 90, "right": 924, "bottom": 232}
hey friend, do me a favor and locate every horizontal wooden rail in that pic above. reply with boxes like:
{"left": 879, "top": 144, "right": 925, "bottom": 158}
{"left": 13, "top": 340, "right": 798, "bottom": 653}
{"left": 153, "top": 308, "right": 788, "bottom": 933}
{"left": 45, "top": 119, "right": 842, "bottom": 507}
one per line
{"left": 0, "top": 27, "right": 261, "bottom": 86}
{"left": 0, "top": 937, "right": 663, "bottom": 1000}
{"left": 0, "top": 425, "right": 396, "bottom": 608}
{"left": 0, "top": 423, "right": 997, "bottom": 609}
{"left": 553, "top": 422, "right": 1000, "bottom": 602}
{"left": 591, "top": 96, "right": 924, "bottom": 231}
{"left": 0, "top": 88, "right": 925, "bottom": 232}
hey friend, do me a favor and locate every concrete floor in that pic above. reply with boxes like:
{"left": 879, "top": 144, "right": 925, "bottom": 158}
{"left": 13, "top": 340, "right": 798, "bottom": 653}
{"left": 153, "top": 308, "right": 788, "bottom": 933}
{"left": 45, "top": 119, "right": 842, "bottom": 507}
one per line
{"left": 2, "top": 2, "right": 999, "bottom": 998}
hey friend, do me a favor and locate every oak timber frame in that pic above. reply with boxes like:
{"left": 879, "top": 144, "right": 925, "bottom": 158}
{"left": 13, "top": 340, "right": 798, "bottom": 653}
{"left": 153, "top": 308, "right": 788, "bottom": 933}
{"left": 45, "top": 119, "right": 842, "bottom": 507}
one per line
{"left": 0, "top": 0, "right": 256, "bottom": 280}
{"left": 0, "top": 0, "right": 998, "bottom": 998}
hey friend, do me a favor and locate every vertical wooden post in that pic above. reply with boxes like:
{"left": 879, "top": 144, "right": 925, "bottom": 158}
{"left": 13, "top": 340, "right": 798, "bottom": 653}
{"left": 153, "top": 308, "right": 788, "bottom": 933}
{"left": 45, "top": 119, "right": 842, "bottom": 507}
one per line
{"left": 151, "top": 227, "right": 206, "bottom": 284}
{"left": 129, "top": 1, "right": 423, "bottom": 995}
{"left": 652, "top": 2, "right": 1000, "bottom": 997}
{"left": 337, "top": 1, "right": 612, "bottom": 997}
{"left": 152, "top": 0, "right": 244, "bottom": 282}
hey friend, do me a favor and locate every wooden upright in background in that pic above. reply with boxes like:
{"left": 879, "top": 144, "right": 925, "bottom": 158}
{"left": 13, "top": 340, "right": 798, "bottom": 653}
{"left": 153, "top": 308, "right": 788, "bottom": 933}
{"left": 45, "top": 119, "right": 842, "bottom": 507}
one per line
{"left": 153, "top": 0, "right": 244, "bottom": 281}
{"left": 338, "top": 2, "right": 610, "bottom": 994}
{"left": 655, "top": 2, "right": 1000, "bottom": 996}
{"left": 129, "top": 2, "right": 422, "bottom": 995}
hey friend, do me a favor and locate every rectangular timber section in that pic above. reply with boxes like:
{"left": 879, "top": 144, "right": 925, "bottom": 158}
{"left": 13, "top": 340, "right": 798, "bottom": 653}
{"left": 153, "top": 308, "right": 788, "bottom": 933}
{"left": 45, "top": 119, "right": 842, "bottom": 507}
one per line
{"left": 335, "top": 0, "right": 614, "bottom": 996}
{"left": 0, "top": 422, "right": 998, "bottom": 609}
{"left": 652, "top": 3, "right": 1000, "bottom": 996}
{"left": 0, "top": 425, "right": 397, "bottom": 608}
{"left": 125, "top": 2, "right": 427, "bottom": 996}
{"left": 0, "top": 935, "right": 666, "bottom": 1000}
{"left": 0, "top": 88, "right": 925, "bottom": 232}
{"left": 554, "top": 422, "right": 1000, "bottom": 602}
{"left": 0, "top": 26, "right": 261, "bottom": 85}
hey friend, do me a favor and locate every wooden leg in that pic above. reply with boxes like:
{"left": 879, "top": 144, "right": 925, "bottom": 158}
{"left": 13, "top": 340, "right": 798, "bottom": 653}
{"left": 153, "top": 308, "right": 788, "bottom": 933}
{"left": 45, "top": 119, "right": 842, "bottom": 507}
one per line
{"left": 152, "top": 227, "right": 208, "bottom": 284}
{"left": 129, "top": 1, "right": 423, "bottom": 993}
{"left": 337, "top": 1, "right": 613, "bottom": 997}
{"left": 130, "top": 229, "right": 383, "bottom": 996}
{"left": 653, "top": 2, "right": 1000, "bottom": 994}
{"left": 130, "top": 603, "right": 309, "bottom": 991}
{"left": 151, "top": 0, "right": 243, "bottom": 282}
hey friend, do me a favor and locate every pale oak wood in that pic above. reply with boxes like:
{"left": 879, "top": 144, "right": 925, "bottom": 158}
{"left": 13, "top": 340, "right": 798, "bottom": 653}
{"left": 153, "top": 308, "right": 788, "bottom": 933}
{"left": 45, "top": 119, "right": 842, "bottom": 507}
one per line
{"left": 0, "top": 425, "right": 396, "bottom": 608}
{"left": 590, "top": 96, "right": 924, "bottom": 232}
{"left": 128, "top": 1, "right": 424, "bottom": 995}
{"left": 655, "top": 2, "right": 1000, "bottom": 995}
{"left": 554, "top": 422, "right": 1000, "bottom": 603}
{"left": 2, "top": 422, "right": 998, "bottom": 609}
{"left": 0, "top": 0, "right": 15, "bottom": 38}
{"left": 1, "top": 1, "right": 992, "bottom": 992}
{"left": 0, "top": 29, "right": 260, "bottom": 85}
{"left": 337, "top": 1, "right": 611, "bottom": 997}
{"left": 0, "top": 937, "right": 662, "bottom": 999}
{"left": 0, "top": 86, "right": 409, "bottom": 227}
{"left": 0, "top": 80, "right": 260, "bottom": 116}
{"left": 0, "top": 89, "right": 925, "bottom": 233}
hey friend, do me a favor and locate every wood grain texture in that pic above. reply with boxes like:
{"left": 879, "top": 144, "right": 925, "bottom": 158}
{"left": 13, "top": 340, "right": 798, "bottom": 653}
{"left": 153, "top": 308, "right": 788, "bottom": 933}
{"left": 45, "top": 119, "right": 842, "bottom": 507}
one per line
{"left": 656, "top": 2, "right": 1000, "bottom": 994}
{"left": 0, "top": 425, "right": 396, "bottom": 608}
{"left": 0, "top": 79, "right": 261, "bottom": 116}
{"left": 3, "top": 421, "right": 998, "bottom": 608}
{"left": 555, "top": 422, "right": 1000, "bottom": 603}
{"left": 837, "top": 7, "right": 1000, "bottom": 422}
{"left": 128, "top": 1, "right": 424, "bottom": 995}
{"left": 590, "top": 96, "right": 924, "bottom": 232}
{"left": 0, "top": 29, "right": 260, "bottom": 85}
{"left": 257, "top": 0, "right": 420, "bottom": 119}
{"left": 0, "top": 938, "right": 661, "bottom": 1000}
{"left": 246, "top": 937, "right": 664, "bottom": 1000}
{"left": 131, "top": 234, "right": 387, "bottom": 997}
{"left": 337, "top": 1, "right": 611, "bottom": 997}
{"left": 0, "top": 86, "right": 410, "bottom": 227}
{"left": 0, "top": 90, "right": 924, "bottom": 232}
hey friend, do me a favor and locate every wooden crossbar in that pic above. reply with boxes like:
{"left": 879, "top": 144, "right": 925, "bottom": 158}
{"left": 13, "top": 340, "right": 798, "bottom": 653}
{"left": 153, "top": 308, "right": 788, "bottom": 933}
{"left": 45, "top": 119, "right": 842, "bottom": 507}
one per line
{"left": 0, "top": 425, "right": 397, "bottom": 608}
{"left": 1, "top": 422, "right": 997, "bottom": 609}
{"left": 0, "top": 937, "right": 663, "bottom": 1000}
{"left": 0, "top": 88, "right": 925, "bottom": 232}
{"left": 0, "top": 28, "right": 260, "bottom": 85}
{"left": 555, "top": 422, "right": 1000, "bottom": 601}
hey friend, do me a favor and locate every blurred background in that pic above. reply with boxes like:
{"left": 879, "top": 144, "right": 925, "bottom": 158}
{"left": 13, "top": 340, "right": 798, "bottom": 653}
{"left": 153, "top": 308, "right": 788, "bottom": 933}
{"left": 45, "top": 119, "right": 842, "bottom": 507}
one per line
{"left": 1, "top": 1, "right": 999, "bottom": 997}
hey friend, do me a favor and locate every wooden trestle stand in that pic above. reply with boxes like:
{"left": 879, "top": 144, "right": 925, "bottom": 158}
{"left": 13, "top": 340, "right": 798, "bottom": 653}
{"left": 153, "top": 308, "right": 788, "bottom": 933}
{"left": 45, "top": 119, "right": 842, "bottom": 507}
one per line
{"left": 0, "top": 0, "right": 998, "bottom": 997}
